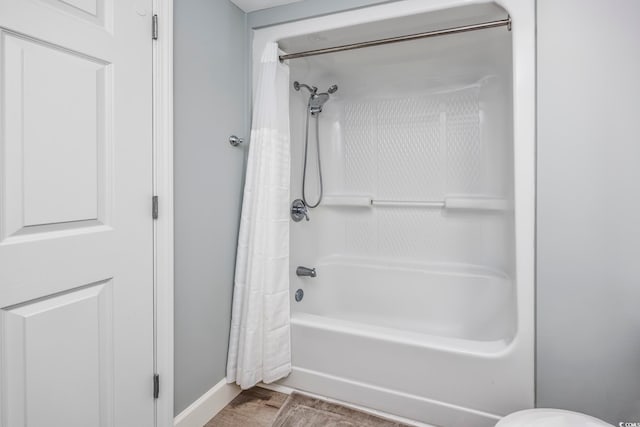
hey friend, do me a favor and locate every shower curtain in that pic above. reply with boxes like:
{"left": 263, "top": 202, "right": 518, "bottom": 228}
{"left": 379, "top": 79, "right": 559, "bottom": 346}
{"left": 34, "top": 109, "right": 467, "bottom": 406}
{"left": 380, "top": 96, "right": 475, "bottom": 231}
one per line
{"left": 226, "top": 43, "right": 291, "bottom": 389}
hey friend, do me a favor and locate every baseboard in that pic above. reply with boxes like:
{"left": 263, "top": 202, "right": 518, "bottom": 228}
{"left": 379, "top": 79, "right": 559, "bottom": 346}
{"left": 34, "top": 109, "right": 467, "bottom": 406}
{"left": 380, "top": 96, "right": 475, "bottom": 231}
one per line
{"left": 174, "top": 379, "right": 241, "bottom": 427}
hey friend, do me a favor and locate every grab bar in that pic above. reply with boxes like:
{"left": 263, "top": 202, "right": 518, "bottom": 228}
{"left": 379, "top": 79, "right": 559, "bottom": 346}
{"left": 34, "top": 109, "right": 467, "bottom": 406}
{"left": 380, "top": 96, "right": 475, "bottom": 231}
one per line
{"left": 371, "top": 200, "right": 445, "bottom": 208}
{"left": 373, "top": 198, "right": 509, "bottom": 210}
{"left": 320, "top": 195, "right": 510, "bottom": 211}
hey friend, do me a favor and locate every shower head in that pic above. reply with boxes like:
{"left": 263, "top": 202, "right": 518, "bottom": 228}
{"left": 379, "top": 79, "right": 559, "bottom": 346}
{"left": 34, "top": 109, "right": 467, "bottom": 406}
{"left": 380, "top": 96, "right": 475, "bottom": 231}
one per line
{"left": 295, "top": 81, "right": 338, "bottom": 115}
{"left": 308, "top": 93, "right": 330, "bottom": 115}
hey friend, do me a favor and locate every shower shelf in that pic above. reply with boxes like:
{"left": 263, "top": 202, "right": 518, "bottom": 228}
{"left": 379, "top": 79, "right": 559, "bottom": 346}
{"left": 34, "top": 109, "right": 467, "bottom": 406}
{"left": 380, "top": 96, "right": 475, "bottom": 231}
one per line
{"left": 321, "top": 195, "right": 510, "bottom": 211}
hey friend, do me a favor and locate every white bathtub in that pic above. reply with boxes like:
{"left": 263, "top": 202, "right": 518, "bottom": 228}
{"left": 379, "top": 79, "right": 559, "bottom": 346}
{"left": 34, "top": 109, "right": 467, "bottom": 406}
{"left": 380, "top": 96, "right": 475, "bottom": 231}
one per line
{"left": 281, "top": 258, "right": 519, "bottom": 426}
{"left": 254, "top": 0, "right": 535, "bottom": 425}
{"left": 297, "top": 258, "right": 515, "bottom": 344}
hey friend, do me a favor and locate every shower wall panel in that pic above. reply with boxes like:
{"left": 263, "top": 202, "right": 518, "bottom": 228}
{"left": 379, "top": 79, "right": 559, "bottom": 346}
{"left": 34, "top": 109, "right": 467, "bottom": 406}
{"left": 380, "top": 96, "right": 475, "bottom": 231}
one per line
{"left": 289, "top": 76, "right": 514, "bottom": 273}
{"left": 331, "top": 83, "right": 513, "bottom": 271}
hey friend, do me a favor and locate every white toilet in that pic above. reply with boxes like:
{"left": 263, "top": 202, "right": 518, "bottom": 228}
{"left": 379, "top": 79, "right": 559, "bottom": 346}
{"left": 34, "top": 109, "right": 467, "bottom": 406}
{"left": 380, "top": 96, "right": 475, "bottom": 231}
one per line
{"left": 496, "top": 409, "right": 614, "bottom": 427}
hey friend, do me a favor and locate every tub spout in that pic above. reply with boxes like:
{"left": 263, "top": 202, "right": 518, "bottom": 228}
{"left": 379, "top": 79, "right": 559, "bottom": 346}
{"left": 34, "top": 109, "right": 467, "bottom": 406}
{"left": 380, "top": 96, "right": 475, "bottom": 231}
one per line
{"left": 296, "top": 266, "right": 317, "bottom": 278}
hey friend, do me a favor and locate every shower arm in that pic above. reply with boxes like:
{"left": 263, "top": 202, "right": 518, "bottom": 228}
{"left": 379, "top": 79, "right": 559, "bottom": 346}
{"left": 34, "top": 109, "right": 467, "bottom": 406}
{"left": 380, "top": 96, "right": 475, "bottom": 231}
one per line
{"left": 294, "top": 82, "right": 317, "bottom": 94}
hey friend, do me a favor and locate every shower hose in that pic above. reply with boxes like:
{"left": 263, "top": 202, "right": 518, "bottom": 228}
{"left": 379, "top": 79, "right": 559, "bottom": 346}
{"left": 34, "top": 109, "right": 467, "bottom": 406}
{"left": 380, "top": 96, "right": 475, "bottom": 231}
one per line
{"left": 302, "top": 110, "right": 323, "bottom": 208}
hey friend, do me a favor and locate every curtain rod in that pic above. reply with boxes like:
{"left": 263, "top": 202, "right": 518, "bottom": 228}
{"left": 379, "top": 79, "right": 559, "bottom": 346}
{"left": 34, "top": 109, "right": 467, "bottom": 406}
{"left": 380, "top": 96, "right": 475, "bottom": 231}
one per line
{"left": 279, "top": 16, "right": 511, "bottom": 61}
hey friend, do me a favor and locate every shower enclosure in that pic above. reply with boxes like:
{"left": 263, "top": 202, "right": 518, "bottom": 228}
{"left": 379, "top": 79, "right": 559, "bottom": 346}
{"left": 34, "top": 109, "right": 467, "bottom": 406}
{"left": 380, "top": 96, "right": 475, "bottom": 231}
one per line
{"left": 253, "top": 1, "right": 534, "bottom": 426}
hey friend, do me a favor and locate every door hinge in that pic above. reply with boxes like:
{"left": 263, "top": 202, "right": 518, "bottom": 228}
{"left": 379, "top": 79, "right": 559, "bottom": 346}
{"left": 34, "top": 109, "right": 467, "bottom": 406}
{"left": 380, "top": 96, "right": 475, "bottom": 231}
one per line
{"left": 152, "top": 195, "right": 159, "bottom": 220}
{"left": 152, "top": 14, "right": 158, "bottom": 40}
{"left": 153, "top": 374, "right": 160, "bottom": 399}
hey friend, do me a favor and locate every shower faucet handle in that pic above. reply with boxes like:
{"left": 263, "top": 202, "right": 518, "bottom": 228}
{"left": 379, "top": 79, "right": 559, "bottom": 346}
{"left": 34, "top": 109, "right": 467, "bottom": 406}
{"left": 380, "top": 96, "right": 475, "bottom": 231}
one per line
{"left": 291, "top": 199, "right": 309, "bottom": 222}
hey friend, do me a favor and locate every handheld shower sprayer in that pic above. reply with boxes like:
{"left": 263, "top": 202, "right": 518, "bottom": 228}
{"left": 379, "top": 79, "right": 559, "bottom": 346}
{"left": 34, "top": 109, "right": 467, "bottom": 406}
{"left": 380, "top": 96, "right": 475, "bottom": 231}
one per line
{"left": 292, "top": 81, "right": 339, "bottom": 211}
{"left": 294, "top": 81, "right": 338, "bottom": 116}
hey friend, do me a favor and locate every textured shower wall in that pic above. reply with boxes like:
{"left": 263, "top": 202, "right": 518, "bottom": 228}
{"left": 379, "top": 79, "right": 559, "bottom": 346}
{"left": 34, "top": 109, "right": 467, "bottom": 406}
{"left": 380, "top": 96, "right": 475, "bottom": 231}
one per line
{"left": 343, "top": 96, "right": 445, "bottom": 199}
{"left": 342, "top": 87, "right": 483, "bottom": 198}
{"left": 329, "top": 85, "right": 513, "bottom": 271}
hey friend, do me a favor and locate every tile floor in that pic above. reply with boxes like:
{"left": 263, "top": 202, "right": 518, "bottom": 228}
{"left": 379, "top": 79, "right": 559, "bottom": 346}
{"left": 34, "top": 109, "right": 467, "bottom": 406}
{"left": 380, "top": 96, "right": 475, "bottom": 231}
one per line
{"left": 204, "top": 387, "right": 411, "bottom": 427}
{"left": 205, "top": 388, "right": 287, "bottom": 427}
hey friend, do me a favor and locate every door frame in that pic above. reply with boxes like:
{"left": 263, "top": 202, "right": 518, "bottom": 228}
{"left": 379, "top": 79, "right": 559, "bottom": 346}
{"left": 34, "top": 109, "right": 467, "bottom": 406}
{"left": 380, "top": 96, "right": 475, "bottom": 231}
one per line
{"left": 152, "top": 0, "right": 174, "bottom": 426}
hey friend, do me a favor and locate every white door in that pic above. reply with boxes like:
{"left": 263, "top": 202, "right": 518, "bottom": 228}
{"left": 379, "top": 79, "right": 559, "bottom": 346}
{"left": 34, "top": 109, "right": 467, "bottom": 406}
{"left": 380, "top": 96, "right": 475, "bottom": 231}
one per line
{"left": 0, "top": 0, "right": 154, "bottom": 426}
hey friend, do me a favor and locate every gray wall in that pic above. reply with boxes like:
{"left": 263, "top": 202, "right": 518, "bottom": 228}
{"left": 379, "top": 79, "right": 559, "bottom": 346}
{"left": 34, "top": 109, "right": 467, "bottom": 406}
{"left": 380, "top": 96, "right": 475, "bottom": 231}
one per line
{"left": 174, "top": 0, "right": 247, "bottom": 415}
{"left": 536, "top": 0, "right": 640, "bottom": 423}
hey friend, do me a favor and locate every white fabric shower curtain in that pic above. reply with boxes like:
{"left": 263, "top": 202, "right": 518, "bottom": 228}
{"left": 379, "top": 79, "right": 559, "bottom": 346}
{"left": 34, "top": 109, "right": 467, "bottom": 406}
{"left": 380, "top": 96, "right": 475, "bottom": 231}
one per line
{"left": 226, "top": 43, "right": 291, "bottom": 389}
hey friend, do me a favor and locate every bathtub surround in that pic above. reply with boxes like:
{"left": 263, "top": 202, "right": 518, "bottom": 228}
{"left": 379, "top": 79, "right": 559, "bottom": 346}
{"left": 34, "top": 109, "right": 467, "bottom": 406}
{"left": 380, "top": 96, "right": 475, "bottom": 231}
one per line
{"left": 227, "top": 43, "right": 292, "bottom": 389}
{"left": 252, "top": 1, "right": 536, "bottom": 426}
